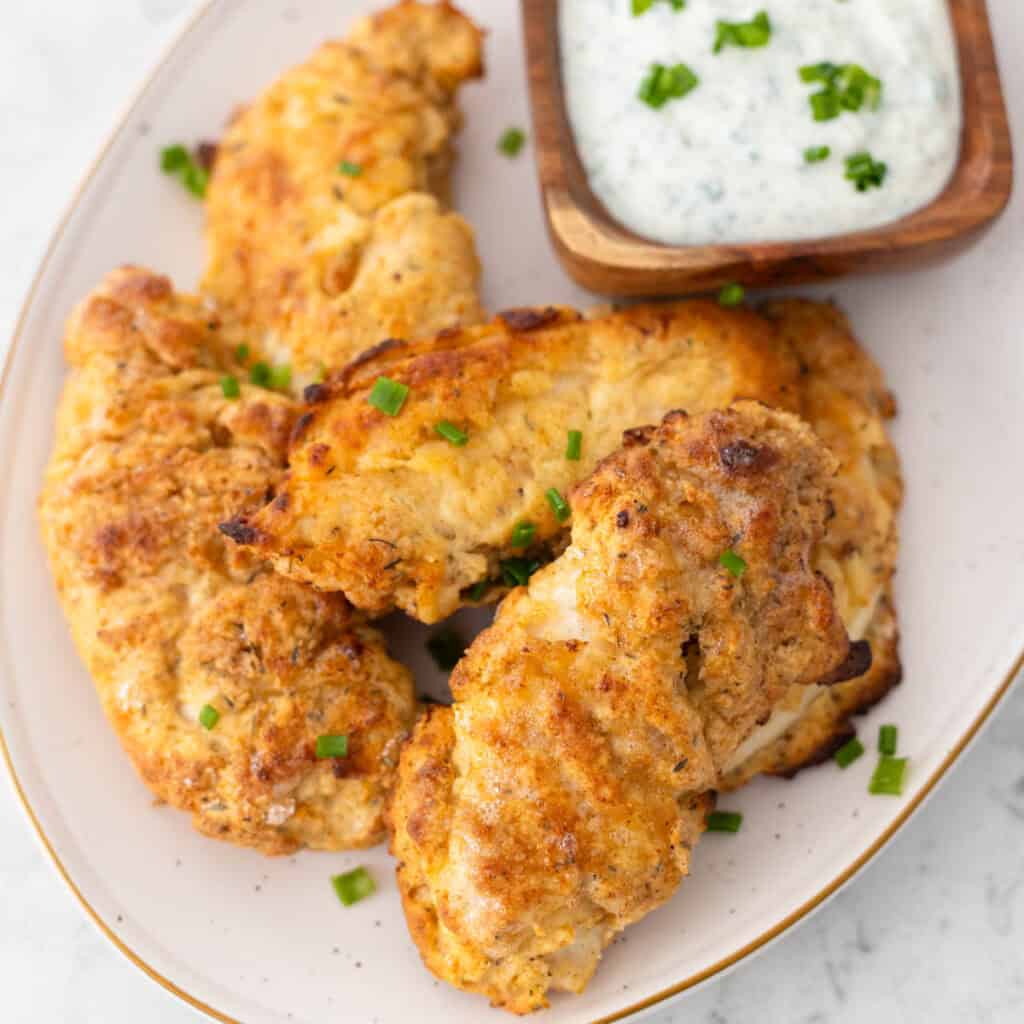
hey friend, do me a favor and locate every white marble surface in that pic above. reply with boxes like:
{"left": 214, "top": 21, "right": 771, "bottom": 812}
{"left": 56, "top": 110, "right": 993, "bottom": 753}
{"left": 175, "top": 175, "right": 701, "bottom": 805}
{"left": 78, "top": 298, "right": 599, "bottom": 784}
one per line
{"left": 1, "top": 2, "right": 1022, "bottom": 1022}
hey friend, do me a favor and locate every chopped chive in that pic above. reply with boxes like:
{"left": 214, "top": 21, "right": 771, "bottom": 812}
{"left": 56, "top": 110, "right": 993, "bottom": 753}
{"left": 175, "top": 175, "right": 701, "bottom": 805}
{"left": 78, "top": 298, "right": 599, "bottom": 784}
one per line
{"left": 199, "top": 704, "right": 220, "bottom": 730}
{"left": 315, "top": 734, "right": 349, "bottom": 759}
{"left": 545, "top": 487, "right": 571, "bottom": 522}
{"left": 498, "top": 128, "right": 526, "bottom": 158}
{"left": 804, "top": 145, "right": 831, "bottom": 164}
{"left": 565, "top": 429, "right": 583, "bottom": 461}
{"left": 878, "top": 724, "right": 899, "bottom": 756}
{"left": 435, "top": 420, "right": 469, "bottom": 446}
{"left": 834, "top": 736, "right": 865, "bottom": 769}
{"left": 160, "top": 144, "right": 189, "bottom": 172}
{"left": 638, "top": 62, "right": 699, "bottom": 109}
{"left": 338, "top": 160, "right": 362, "bottom": 177}
{"left": 220, "top": 375, "right": 240, "bottom": 399}
{"left": 183, "top": 163, "right": 209, "bottom": 198}
{"left": 718, "top": 549, "right": 747, "bottom": 577}
{"left": 869, "top": 755, "right": 908, "bottom": 796}
{"left": 500, "top": 557, "right": 540, "bottom": 588}
{"left": 367, "top": 376, "right": 409, "bottom": 416}
{"left": 718, "top": 282, "right": 745, "bottom": 307}
{"left": 632, "top": 0, "right": 686, "bottom": 15}
{"left": 706, "top": 810, "right": 743, "bottom": 833}
{"left": 466, "top": 579, "right": 491, "bottom": 602}
{"left": 331, "top": 866, "right": 375, "bottom": 907}
{"left": 845, "top": 151, "right": 887, "bottom": 192}
{"left": 713, "top": 11, "right": 771, "bottom": 54}
{"left": 249, "top": 362, "right": 272, "bottom": 388}
{"left": 427, "top": 628, "right": 465, "bottom": 672}
{"left": 810, "top": 90, "right": 841, "bottom": 122}
{"left": 799, "top": 62, "right": 882, "bottom": 124}
{"left": 268, "top": 364, "right": 292, "bottom": 391}
{"left": 800, "top": 62, "right": 839, "bottom": 84}
{"left": 234, "top": 343, "right": 250, "bottom": 363}
{"left": 160, "top": 143, "right": 209, "bottom": 199}
{"left": 510, "top": 521, "right": 536, "bottom": 548}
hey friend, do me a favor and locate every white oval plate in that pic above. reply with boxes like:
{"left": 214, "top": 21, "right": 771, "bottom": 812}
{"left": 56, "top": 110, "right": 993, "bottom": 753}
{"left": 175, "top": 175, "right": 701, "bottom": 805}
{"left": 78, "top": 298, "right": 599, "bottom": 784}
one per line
{"left": 1, "top": 2, "right": 1022, "bottom": 1022}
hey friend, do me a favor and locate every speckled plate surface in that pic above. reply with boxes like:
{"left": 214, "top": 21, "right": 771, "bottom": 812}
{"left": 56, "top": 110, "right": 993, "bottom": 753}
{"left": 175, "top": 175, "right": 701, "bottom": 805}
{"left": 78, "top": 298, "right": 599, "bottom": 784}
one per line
{"left": 0, "top": 2, "right": 1022, "bottom": 1022}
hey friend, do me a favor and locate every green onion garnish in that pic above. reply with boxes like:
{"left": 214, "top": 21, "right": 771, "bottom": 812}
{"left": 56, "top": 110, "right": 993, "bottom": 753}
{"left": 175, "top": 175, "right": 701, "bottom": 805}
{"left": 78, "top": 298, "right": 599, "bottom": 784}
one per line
{"left": 869, "top": 755, "right": 908, "bottom": 796}
{"left": 510, "top": 521, "right": 536, "bottom": 548}
{"left": 878, "top": 724, "right": 898, "bottom": 756}
{"left": 565, "top": 430, "right": 583, "bottom": 461}
{"left": 160, "top": 144, "right": 209, "bottom": 198}
{"left": 845, "top": 151, "right": 888, "bottom": 192}
{"left": 498, "top": 128, "right": 526, "bottom": 158}
{"left": 804, "top": 145, "right": 831, "bottom": 164}
{"left": 199, "top": 704, "right": 220, "bottom": 730}
{"left": 466, "top": 579, "right": 491, "bottom": 602}
{"left": 367, "top": 376, "right": 409, "bottom": 416}
{"left": 718, "top": 282, "right": 745, "bottom": 307}
{"left": 268, "top": 364, "right": 292, "bottom": 391}
{"left": 713, "top": 11, "right": 771, "bottom": 54}
{"left": 632, "top": 0, "right": 686, "bottom": 15}
{"left": 338, "top": 160, "right": 362, "bottom": 177}
{"left": 249, "top": 362, "right": 272, "bottom": 388}
{"left": 834, "top": 736, "right": 865, "bottom": 769}
{"left": 799, "top": 62, "right": 882, "bottom": 123}
{"left": 638, "top": 62, "right": 699, "bottom": 109}
{"left": 545, "top": 487, "right": 571, "bottom": 522}
{"left": 220, "top": 375, "right": 240, "bottom": 399}
{"left": 315, "top": 734, "right": 349, "bottom": 759}
{"left": 427, "top": 628, "right": 466, "bottom": 672}
{"left": 435, "top": 420, "right": 469, "bottom": 446}
{"left": 810, "top": 91, "right": 841, "bottom": 122}
{"left": 331, "top": 866, "right": 375, "bottom": 906}
{"left": 234, "top": 343, "right": 250, "bottom": 363}
{"left": 500, "top": 557, "right": 540, "bottom": 588}
{"left": 799, "top": 62, "right": 839, "bottom": 84}
{"left": 718, "top": 549, "right": 747, "bottom": 577}
{"left": 160, "top": 144, "right": 189, "bottom": 172}
{"left": 706, "top": 810, "right": 743, "bottom": 833}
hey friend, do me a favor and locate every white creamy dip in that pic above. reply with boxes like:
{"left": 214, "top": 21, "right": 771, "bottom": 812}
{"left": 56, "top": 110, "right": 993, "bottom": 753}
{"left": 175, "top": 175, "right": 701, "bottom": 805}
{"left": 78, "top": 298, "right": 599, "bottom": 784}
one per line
{"left": 560, "top": 0, "right": 961, "bottom": 245}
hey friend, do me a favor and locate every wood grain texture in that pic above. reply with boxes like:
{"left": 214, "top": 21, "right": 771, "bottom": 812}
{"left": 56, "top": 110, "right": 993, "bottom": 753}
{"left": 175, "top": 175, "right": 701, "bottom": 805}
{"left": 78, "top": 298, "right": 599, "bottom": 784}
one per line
{"left": 522, "top": 0, "right": 1014, "bottom": 297}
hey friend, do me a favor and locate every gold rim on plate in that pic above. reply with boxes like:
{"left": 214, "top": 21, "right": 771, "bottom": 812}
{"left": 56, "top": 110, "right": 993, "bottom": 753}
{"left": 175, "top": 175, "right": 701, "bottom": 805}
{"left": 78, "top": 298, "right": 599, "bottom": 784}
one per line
{"left": 0, "top": 2, "right": 1021, "bottom": 1022}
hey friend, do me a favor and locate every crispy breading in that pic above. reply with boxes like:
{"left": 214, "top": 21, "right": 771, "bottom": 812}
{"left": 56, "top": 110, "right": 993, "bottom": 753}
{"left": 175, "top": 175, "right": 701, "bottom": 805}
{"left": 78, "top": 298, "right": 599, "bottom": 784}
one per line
{"left": 228, "top": 301, "right": 805, "bottom": 622}
{"left": 202, "top": 0, "right": 485, "bottom": 379}
{"left": 225, "top": 295, "right": 902, "bottom": 779}
{"left": 723, "top": 300, "right": 903, "bottom": 784}
{"left": 39, "top": 267, "right": 415, "bottom": 855}
{"left": 390, "top": 403, "right": 851, "bottom": 1013}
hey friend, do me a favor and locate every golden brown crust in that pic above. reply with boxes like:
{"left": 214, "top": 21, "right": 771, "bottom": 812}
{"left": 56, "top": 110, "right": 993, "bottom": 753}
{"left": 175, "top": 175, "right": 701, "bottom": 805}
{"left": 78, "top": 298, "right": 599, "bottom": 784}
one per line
{"left": 202, "top": 0, "right": 485, "bottom": 378}
{"left": 724, "top": 300, "right": 903, "bottom": 785}
{"left": 232, "top": 301, "right": 805, "bottom": 622}
{"left": 390, "top": 403, "right": 849, "bottom": 1012}
{"left": 39, "top": 268, "right": 415, "bottom": 855}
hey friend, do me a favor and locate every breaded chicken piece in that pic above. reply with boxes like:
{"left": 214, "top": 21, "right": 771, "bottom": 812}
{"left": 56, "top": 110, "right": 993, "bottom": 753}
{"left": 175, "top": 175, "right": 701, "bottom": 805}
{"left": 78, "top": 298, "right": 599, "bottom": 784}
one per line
{"left": 225, "top": 302, "right": 805, "bottom": 622}
{"left": 723, "top": 300, "right": 903, "bottom": 784}
{"left": 39, "top": 268, "right": 415, "bottom": 855}
{"left": 390, "top": 403, "right": 853, "bottom": 1013}
{"left": 202, "top": 0, "right": 485, "bottom": 379}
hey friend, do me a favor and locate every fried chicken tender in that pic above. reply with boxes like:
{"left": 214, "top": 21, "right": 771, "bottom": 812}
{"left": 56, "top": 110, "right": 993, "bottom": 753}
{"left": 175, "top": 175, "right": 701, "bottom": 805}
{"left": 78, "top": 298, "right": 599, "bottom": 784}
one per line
{"left": 39, "top": 267, "right": 415, "bottom": 855}
{"left": 202, "top": 0, "right": 485, "bottom": 380}
{"left": 226, "top": 302, "right": 804, "bottom": 622}
{"left": 723, "top": 300, "right": 903, "bottom": 784}
{"left": 390, "top": 403, "right": 852, "bottom": 1013}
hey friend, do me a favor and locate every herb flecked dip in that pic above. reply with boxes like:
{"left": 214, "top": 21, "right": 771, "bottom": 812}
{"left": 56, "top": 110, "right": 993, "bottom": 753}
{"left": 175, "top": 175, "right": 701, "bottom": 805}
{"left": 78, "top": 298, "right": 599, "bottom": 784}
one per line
{"left": 560, "top": 0, "right": 961, "bottom": 245}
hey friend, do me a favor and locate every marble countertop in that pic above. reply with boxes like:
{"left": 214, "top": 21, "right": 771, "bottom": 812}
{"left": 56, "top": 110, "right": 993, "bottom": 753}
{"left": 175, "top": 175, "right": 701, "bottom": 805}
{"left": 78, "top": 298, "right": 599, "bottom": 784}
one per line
{"left": 1, "top": 3, "right": 1022, "bottom": 1022}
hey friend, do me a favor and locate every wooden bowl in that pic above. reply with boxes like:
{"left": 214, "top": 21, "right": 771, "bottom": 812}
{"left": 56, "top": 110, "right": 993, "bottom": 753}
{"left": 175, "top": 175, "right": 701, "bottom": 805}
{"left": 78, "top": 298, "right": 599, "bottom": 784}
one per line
{"left": 522, "top": 0, "right": 1013, "bottom": 297}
